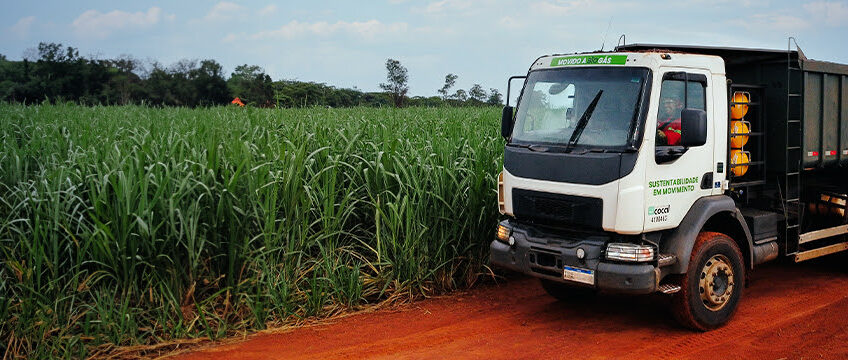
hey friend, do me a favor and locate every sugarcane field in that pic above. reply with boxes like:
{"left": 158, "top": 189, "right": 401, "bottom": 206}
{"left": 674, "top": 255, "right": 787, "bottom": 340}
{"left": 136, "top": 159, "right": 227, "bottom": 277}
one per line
{"left": 2, "top": 1, "right": 848, "bottom": 359}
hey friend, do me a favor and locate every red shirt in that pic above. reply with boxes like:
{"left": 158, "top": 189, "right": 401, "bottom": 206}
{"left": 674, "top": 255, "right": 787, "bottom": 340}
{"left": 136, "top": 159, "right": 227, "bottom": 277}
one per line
{"left": 659, "top": 117, "right": 681, "bottom": 145}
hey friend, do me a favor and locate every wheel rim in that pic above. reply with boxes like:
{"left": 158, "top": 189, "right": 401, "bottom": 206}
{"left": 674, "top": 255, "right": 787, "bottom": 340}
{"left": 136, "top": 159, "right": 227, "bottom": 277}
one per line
{"left": 698, "top": 254, "right": 735, "bottom": 311}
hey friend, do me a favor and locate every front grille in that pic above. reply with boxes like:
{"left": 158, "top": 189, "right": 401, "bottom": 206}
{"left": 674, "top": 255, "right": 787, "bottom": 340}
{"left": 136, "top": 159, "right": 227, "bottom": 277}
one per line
{"left": 512, "top": 188, "right": 603, "bottom": 229}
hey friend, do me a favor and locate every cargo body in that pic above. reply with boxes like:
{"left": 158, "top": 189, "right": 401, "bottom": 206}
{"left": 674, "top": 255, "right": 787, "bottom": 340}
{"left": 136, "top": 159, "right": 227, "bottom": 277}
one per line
{"left": 491, "top": 43, "right": 848, "bottom": 330}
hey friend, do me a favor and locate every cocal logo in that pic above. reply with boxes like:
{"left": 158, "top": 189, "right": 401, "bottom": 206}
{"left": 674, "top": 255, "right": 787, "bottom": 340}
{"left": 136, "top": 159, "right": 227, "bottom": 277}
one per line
{"left": 648, "top": 205, "right": 670, "bottom": 223}
{"left": 647, "top": 205, "right": 670, "bottom": 215}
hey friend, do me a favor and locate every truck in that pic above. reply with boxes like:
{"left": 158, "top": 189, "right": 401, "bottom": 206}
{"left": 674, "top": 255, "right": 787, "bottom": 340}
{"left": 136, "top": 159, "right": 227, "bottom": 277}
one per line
{"left": 490, "top": 42, "right": 848, "bottom": 330}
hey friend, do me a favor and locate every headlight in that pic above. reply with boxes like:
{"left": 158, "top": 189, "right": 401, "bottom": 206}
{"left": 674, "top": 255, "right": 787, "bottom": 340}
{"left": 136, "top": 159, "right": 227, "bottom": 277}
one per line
{"left": 606, "top": 243, "right": 655, "bottom": 262}
{"left": 496, "top": 224, "right": 512, "bottom": 244}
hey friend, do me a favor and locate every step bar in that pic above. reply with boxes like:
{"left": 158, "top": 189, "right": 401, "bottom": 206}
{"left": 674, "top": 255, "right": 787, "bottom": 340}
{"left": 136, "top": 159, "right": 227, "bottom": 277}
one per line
{"left": 794, "top": 225, "right": 848, "bottom": 262}
{"left": 798, "top": 225, "right": 848, "bottom": 245}
{"left": 795, "top": 241, "right": 848, "bottom": 262}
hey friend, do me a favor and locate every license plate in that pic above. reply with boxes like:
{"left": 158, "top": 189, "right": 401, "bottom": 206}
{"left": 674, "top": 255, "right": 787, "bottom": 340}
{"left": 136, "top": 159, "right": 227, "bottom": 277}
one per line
{"left": 563, "top": 265, "right": 595, "bottom": 285}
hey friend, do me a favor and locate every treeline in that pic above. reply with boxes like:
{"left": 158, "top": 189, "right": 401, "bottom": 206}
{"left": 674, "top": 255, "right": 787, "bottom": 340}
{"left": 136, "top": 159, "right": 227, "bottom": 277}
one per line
{"left": 0, "top": 42, "right": 503, "bottom": 108}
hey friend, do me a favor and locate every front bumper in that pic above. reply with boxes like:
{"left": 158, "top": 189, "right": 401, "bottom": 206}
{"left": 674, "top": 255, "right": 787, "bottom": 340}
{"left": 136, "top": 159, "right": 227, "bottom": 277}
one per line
{"left": 490, "top": 221, "right": 657, "bottom": 294}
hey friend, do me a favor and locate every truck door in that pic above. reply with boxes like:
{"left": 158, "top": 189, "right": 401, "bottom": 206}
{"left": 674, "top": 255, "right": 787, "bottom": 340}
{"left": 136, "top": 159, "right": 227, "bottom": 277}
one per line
{"left": 644, "top": 69, "right": 715, "bottom": 231}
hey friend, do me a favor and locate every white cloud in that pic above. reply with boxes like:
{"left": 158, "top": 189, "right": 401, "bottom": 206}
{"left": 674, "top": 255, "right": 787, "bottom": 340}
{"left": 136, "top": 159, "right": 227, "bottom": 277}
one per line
{"left": 532, "top": 0, "right": 608, "bottom": 14}
{"left": 72, "top": 7, "right": 170, "bottom": 38}
{"left": 530, "top": 0, "right": 639, "bottom": 15}
{"left": 227, "top": 20, "right": 409, "bottom": 42}
{"left": 420, "top": 0, "right": 491, "bottom": 13}
{"left": 804, "top": 1, "right": 848, "bottom": 27}
{"left": 258, "top": 4, "right": 278, "bottom": 16}
{"left": 10, "top": 16, "right": 35, "bottom": 39}
{"left": 204, "top": 2, "right": 246, "bottom": 22}
{"left": 426, "top": 0, "right": 468, "bottom": 13}
{"left": 411, "top": 0, "right": 500, "bottom": 16}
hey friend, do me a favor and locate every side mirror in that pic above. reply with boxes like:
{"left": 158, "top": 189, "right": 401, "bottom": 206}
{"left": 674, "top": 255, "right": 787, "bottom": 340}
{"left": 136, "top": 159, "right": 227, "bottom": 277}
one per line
{"left": 501, "top": 106, "right": 514, "bottom": 139}
{"left": 680, "top": 108, "right": 707, "bottom": 147}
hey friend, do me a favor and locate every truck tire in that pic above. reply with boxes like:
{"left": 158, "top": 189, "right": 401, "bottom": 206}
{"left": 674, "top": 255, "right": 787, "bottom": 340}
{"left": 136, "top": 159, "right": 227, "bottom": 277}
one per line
{"left": 672, "top": 231, "right": 745, "bottom": 331}
{"left": 539, "top": 279, "right": 596, "bottom": 302}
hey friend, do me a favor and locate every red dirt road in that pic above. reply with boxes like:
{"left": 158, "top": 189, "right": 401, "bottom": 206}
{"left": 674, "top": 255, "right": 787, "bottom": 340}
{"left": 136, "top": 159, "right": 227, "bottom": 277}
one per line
{"left": 175, "top": 256, "right": 848, "bottom": 360}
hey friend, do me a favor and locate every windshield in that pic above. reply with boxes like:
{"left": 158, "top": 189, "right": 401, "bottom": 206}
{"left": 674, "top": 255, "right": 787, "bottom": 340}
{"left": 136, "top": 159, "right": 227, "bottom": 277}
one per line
{"left": 511, "top": 67, "right": 650, "bottom": 149}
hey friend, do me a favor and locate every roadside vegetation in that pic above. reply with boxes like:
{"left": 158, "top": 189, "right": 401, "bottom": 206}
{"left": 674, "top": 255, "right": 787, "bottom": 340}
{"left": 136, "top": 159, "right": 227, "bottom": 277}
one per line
{"left": 0, "top": 42, "right": 504, "bottom": 108}
{"left": 0, "top": 104, "right": 502, "bottom": 358}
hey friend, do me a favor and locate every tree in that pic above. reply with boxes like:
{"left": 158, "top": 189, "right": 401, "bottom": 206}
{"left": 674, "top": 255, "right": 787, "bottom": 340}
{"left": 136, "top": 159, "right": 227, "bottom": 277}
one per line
{"left": 469, "top": 84, "right": 487, "bottom": 103}
{"left": 28, "top": 42, "right": 93, "bottom": 103}
{"left": 487, "top": 88, "right": 503, "bottom": 106}
{"left": 379, "top": 58, "right": 408, "bottom": 107}
{"left": 143, "top": 59, "right": 203, "bottom": 106}
{"left": 228, "top": 64, "right": 274, "bottom": 106}
{"left": 105, "top": 55, "right": 144, "bottom": 105}
{"left": 191, "top": 59, "right": 230, "bottom": 106}
{"left": 37, "top": 42, "right": 78, "bottom": 63}
{"left": 453, "top": 89, "right": 468, "bottom": 102}
{"left": 167, "top": 59, "right": 200, "bottom": 106}
{"left": 144, "top": 62, "right": 175, "bottom": 105}
{"left": 0, "top": 55, "right": 23, "bottom": 101}
{"left": 437, "top": 73, "right": 458, "bottom": 100}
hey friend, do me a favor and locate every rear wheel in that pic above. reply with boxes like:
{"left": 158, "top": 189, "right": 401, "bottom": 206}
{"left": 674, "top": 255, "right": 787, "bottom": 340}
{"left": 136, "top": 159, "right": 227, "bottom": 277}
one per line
{"left": 672, "top": 231, "right": 745, "bottom": 331}
{"left": 540, "top": 279, "right": 596, "bottom": 302}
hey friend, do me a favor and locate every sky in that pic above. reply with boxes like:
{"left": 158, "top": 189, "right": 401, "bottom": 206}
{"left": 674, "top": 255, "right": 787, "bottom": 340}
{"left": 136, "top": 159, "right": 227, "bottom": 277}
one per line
{"left": 3, "top": 0, "right": 848, "bottom": 99}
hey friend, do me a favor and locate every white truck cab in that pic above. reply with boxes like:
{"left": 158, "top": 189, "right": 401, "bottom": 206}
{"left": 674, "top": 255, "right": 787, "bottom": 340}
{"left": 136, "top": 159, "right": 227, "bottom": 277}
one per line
{"left": 500, "top": 52, "right": 727, "bottom": 234}
{"left": 491, "top": 45, "right": 848, "bottom": 330}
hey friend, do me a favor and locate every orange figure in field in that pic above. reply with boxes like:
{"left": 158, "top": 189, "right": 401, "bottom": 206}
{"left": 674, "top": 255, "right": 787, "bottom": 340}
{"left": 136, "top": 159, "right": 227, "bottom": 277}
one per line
{"left": 231, "top": 97, "right": 245, "bottom": 107}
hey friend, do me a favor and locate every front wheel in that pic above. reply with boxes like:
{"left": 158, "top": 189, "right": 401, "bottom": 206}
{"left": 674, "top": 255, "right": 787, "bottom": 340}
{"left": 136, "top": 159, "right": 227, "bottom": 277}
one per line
{"left": 672, "top": 232, "right": 745, "bottom": 331}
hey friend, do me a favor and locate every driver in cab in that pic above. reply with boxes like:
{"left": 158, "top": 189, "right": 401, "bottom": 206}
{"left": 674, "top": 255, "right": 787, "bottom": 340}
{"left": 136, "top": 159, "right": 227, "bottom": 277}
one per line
{"left": 656, "top": 96, "right": 684, "bottom": 146}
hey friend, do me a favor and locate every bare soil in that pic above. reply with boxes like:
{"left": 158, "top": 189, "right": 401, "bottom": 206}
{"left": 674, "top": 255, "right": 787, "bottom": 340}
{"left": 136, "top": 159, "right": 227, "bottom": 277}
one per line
{"left": 172, "top": 255, "right": 848, "bottom": 360}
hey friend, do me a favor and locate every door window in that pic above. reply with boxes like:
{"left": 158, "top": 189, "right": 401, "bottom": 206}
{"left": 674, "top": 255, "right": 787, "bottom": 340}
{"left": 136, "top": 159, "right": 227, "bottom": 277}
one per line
{"left": 655, "top": 73, "right": 707, "bottom": 147}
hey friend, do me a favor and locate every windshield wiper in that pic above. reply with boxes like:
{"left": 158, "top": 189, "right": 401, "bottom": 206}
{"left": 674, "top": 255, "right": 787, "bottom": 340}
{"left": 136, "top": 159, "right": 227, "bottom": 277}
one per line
{"left": 564, "top": 90, "right": 603, "bottom": 153}
{"left": 506, "top": 143, "right": 550, "bottom": 152}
